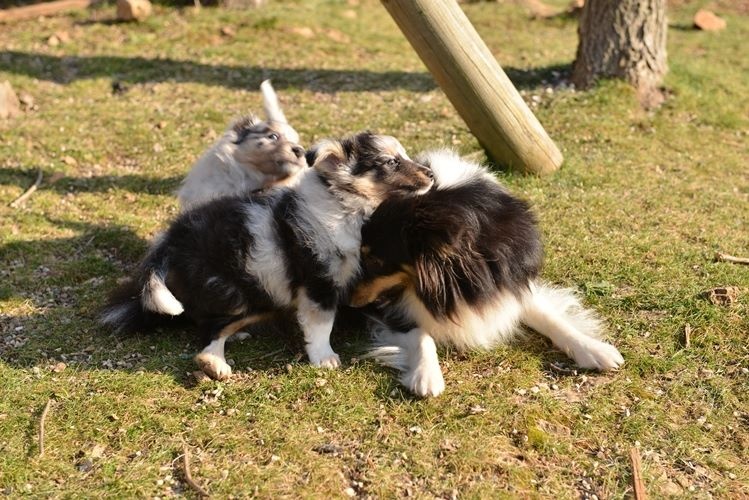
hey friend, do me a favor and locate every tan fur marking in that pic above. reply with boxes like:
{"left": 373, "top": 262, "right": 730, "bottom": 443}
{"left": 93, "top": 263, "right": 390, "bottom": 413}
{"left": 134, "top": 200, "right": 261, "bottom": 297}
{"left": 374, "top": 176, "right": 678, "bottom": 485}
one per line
{"left": 351, "top": 271, "right": 411, "bottom": 307}
{"left": 218, "top": 313, "right": 275, "bottom": 339}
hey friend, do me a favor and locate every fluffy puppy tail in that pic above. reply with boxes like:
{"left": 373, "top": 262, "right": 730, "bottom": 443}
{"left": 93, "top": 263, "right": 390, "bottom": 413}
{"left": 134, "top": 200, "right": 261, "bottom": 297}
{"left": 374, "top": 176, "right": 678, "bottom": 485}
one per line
{"left": 260, "top": 79, "right": 300, "bottom": 144}
{"left": 99, "top": 244, "right": 184, "bottom": 334}
{"left": 361, "top": 323, "right": 411, "bottom": 371}
{"left": 520, "top": 282, "right": 624, "bottom": 371}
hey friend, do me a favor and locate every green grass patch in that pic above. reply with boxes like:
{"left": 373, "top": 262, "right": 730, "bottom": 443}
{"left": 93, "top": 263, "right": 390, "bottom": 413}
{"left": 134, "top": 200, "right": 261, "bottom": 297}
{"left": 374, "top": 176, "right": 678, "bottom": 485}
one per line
{"left": 1, "top": 0, "right": 748, "bottom": 497}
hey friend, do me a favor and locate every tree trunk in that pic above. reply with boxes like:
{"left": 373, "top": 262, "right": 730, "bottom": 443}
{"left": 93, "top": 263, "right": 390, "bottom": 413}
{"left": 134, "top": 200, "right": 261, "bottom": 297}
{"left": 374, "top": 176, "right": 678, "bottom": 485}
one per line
{"left": 571, "top": 0, "right": 668, "bottom": 108}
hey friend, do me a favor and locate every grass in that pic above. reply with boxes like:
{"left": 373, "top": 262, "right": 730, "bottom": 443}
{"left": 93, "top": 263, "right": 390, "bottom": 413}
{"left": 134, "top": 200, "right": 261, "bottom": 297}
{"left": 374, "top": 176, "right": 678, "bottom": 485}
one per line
{"left": 1, "top": 0, "right": 748, "bottom": 497}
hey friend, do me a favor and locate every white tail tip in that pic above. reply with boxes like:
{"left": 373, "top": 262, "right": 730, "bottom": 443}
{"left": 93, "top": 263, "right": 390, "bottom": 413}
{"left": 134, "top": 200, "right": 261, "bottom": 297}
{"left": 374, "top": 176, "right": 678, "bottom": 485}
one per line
{"left": 142, "top": 272, "right": 184, "bottom": 316}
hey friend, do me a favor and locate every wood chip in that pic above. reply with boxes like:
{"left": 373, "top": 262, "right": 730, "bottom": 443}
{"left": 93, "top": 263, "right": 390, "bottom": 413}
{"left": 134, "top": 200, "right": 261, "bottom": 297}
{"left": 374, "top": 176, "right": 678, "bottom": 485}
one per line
{"left": 694, "top": 9, "right": 726, "bottom": 31}
{"left": 684, "top": 323, "right": 691, "bottom": 348}
{"left": 630, "top": 447, "right": 647, "bottom": 500}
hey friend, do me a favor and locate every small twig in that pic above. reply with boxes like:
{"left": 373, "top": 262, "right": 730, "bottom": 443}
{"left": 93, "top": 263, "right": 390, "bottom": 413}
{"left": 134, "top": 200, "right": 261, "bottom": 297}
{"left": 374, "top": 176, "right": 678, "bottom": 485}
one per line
{"left": 182, "top": 444, "right": 209, "bottom": 497}
{"left": 258, "top": 347, "right": 285, "bottom": 360}
{"left": 683, "top": 323, "right": 691, "bottom": 348}
{"left": 39, "top": 399, "right": 52, "bottom": 457}
{"left": 549, "top": 362, "right": 578, "bottom": 375}
{"left": 630, "top": 447, "right": 647, "bottom": 500}
{"left": 715, "top": 252, "right": 749, "bottom": 265}
{"left": 9, "top": 168, "right": 43, "bottom": 208}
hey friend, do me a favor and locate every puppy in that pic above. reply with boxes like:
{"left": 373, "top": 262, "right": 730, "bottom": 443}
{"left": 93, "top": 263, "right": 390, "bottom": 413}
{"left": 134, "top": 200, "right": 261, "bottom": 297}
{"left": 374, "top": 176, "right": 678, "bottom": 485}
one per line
{"left": 351, "top": 150, "right": 624, "bottom": 397}
{"left": 100, "top": 132, "right": 434, "bottom": 380}
{"left": 177, "top": 80, "right": 306, "bottom": 210}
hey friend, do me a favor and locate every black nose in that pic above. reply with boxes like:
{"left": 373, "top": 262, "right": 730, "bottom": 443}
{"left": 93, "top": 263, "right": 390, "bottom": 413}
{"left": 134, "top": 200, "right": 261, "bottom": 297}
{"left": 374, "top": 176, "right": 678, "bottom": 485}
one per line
{"left": 422, "top": 166, "right": 434, "bottom": 180}
{"left": 292, "top": 146, "right": 305, "bottom": 158}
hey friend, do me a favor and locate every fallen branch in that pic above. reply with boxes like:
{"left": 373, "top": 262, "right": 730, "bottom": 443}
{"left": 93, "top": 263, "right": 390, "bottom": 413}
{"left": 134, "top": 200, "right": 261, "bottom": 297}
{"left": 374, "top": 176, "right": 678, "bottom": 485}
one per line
{"left": 715, "top": 252, "right": 749, "bottom": 265}
{"left": 39, "top": 399, "right": 53, "bottom": 457}
{"left": 9, "top": 168, "right": 42, "bottom": 208}
{"left": 0, "top": 0, "right": 99, "bottom": 22}
{"left": 629, "top": 447, "right": 647, "bottom": 500}
{"left": 182, "top": 444, "right": 209, "bottom": 498}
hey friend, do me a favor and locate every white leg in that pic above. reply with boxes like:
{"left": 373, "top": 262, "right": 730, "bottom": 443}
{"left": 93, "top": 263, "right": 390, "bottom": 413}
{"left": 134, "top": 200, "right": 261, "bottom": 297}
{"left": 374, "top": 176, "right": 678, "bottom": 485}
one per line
{"left": 398, "top": 329, "right": 445, "bottom": 397}
{"left": 297, "top": 292, "right": 340, "bottom": 369}
{"left": 194, "top": 337, "right": 232, "bottom": 380}
{"left": 522, "top": 286, "right": 624, "bottom": 371}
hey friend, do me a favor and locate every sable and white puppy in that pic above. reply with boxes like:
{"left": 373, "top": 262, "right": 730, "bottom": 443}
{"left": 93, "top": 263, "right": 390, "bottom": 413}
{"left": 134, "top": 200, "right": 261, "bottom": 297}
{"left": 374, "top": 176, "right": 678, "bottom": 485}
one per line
{"left": 351, "top": 150, "right": 624, "bottom": 397}
{"left": 177, "top": 80, "right": 306, "bottom": 210}
{"left": 100, "top": 132, "right": 434, "bottom": 380}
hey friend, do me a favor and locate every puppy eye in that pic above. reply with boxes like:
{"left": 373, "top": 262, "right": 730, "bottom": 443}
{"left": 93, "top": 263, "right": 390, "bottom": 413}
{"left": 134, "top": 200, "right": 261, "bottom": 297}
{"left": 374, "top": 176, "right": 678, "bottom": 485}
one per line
{"left": 268, "top": 133, "right": 279, "bottom": 141}
{"left": 386, "top": 158, "right": 399, "bottom": 167}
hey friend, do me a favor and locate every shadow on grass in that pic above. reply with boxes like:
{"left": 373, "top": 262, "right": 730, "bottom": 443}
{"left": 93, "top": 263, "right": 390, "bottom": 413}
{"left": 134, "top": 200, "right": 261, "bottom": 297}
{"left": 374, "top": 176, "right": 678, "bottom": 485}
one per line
{"left": 1, "top": 167, "right": 182, "bottom": 195}
{"left": 1, "top": 214, "right": 584, "bottom": 394}
{"left": 0, "top": 51, "right": 571, "bottom": 93}
{"left": 0, "top": 217, "right": 373, "bottom": 384}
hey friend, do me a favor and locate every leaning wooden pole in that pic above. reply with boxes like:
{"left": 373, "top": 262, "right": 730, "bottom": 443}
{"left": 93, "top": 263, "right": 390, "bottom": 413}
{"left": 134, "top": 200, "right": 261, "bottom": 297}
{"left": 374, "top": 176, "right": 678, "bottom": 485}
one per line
{"left": 382, "top": 0, "right": 563, "bottom": 174}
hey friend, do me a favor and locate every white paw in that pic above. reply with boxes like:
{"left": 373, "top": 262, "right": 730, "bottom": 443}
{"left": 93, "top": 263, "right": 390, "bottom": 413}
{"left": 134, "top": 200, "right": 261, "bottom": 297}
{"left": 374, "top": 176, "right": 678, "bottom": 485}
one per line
{"left": 195, "top": 352, "right": 233, "bottom": 380}
{"left": 570, "top": 338, "right": 624, "bottom": 371}
{"left": 307, "top": 345, "right": 341, "bottom": 369}
{"left": 401, "top": 363, "right": 445, "bottom": 397}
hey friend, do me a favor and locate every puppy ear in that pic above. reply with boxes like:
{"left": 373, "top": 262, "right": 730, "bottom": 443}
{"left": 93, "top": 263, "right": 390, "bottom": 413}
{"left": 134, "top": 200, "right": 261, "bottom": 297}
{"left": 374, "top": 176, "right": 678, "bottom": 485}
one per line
{"left": 308, "top": 139, "right": 348, "bottom": 172}
{"left": 230, "top": 114, "right": 260, "bottom": 134}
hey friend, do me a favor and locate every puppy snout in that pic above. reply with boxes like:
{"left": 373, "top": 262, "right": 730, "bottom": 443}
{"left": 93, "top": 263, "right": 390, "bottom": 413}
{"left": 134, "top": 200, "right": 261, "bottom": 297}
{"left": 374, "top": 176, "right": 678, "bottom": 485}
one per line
{"left": 422, "top": 166, "right": 434, "bottom": 180}
{"left": 292, "top": 145, "right": 305, "bottom": 158}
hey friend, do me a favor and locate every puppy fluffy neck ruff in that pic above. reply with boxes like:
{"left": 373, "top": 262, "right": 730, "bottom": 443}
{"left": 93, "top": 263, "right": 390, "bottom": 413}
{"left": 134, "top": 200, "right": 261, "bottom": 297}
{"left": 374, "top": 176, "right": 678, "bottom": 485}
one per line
{"left": 293, "top": 167, "right": 369, "bottom": 256}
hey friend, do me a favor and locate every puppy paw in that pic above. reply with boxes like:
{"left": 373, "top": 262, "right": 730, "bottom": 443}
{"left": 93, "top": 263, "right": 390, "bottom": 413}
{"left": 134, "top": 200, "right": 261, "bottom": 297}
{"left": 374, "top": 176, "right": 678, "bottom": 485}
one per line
{"left": 307, "top": 346, "right": 341, "bottom": 369}
{"left": 401, "top": 364, "right": 445, "bottom": 397}
{"left": 195, "top": 352, "right": 233, "bottom": 380}
{"left": 570, "top": 338, "right": 624, "bottom": 371}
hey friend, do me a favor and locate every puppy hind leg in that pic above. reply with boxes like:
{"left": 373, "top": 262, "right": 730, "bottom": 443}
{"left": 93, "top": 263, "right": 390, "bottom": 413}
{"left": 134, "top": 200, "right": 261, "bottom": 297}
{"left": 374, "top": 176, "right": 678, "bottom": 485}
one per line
{"left": 297, "top": 293, "right": 340, "bottom": 369}
{"left": 195, "top": 314, "right": 271, "bottom": 380}
{"left": 521, "top": 283, "right": 624, "bottom": 371}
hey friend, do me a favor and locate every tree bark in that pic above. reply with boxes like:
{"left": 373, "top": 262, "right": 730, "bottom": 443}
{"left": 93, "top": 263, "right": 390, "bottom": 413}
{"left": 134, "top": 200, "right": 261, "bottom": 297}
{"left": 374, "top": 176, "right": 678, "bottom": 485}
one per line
{"left": 571, "top": 0, "right": 667, "bottom": 108}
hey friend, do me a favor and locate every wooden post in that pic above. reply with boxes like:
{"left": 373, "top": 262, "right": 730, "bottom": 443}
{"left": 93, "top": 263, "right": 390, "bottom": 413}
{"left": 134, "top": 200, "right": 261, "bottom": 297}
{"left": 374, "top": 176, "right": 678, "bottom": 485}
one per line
{"left": 382, "top": 0, "right": 563, "bottom": 175}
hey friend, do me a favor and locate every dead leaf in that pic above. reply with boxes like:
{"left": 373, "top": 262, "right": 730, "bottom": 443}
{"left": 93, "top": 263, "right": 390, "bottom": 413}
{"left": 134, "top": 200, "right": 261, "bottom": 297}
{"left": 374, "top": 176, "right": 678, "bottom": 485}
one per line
{"left": 703, "top": 286, "right": 740, "bottom": 306}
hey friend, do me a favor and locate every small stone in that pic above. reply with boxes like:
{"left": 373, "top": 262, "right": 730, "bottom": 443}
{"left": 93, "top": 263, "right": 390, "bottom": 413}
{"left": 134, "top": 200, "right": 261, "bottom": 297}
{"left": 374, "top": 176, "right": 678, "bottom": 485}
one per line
{"left": 116, "top": 0, "right": 153, "bottom": 21}
{"left": 62, "top": 156, "right": 77, "bottom": 166}
{"left": 344, "top": 487, "right": 356, "bottom": 497}
{"left": 694, "top": 10, "right": 727, "bottom": 31}
{"left": 220, "top": 26, "right": 236, "bottom": 37}
{"left": 77, "top": 459, "right": 94, "bottom": 473}
{"left": 18, "top": 92, "right": 34, "bottom": 109}
{"left": 0, "top": 81, "right": 21, "bottom": 119}
{"left": 290, "top": 26, "right": 314, "bottom": 38}
{"left": 325, "top": 29, "right": 350, "bottom": 43}
{"left": 314, "top": 378, "right": 327, "bottom": 387}
{"left": 52, "top": 362, "right": 67, "bottom": 373}
{"left": 90, "top": 444, "right": 106, "bottom": 458}
{"left": 408, "top": 425, "right": 422, "bottom": 434}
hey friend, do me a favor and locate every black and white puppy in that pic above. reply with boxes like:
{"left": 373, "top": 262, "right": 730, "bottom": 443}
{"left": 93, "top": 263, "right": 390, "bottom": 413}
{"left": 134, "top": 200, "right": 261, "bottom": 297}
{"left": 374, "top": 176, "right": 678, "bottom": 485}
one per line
{"left": 101, "top": 132, "right": 434, "bottom": 380}
{"left": 351, "top": 150, "right": 624, "bottom": 397}
{"left": 177, "top": 80, "right": 306, "bottom": 210}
